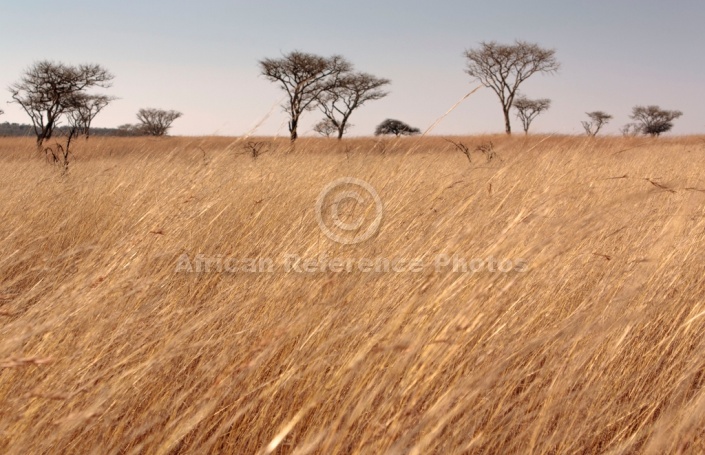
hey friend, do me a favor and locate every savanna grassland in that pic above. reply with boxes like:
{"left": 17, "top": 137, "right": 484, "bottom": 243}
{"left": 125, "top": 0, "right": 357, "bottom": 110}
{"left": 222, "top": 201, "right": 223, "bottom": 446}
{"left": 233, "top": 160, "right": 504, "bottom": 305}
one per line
{"left": 1, "top": 135, "right": 705, "bottom": 454}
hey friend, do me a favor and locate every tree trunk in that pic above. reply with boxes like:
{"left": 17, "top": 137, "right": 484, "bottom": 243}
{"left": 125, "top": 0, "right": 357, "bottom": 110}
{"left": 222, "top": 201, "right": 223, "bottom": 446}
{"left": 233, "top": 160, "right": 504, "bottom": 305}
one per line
{"left": 38, "top": 118, "right": 55, "bottom": 146}
{"left": 289, "top": 118, "right": 298, "bottom": 142}
{"left": 503, "top": 107, "right": 512, "bottom": 135}
{"left": 337, "top": 116, "right": 350, "bottom": 140}
{"left": 337, "top": 124, "right": 345, "bottom": 140}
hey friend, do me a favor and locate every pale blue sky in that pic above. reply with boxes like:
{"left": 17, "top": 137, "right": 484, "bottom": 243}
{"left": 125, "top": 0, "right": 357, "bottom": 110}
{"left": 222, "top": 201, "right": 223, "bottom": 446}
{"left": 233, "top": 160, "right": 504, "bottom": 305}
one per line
{"left": 1, "top": 1, "right": 703, "bottom": 136}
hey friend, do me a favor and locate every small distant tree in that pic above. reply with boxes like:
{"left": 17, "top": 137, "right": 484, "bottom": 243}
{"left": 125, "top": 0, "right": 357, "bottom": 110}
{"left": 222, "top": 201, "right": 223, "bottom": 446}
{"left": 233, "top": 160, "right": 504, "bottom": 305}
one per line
{"left": 374, "top": 119, "right": 420, "bottom": 137}
{"left": 136, "top": 108, "right": 182, "bottom": 136}
{"left": 8, "top": 61, "right": 114, "bottom": 145}
{"left": 313, "top": 119, "right": 345, "bottom": 137}
{"left": 65, "top": 94, "right": 113, "bottom": 139}
{"left": 464, "top": 41, "right": 559, "bottom": 134}
{"left": 512, "top": 95, "right": 551, "bottom": 134}
{"left": 317, "top": 72, "right": 390, "bottom": 139}
{"left": 582, "top": 111, "right": 612, "bottom": 136}
{"left": 620, "top": 123, "right": 641, "bottom": 137}
{"left": 259, "top": 51, "right": 352, "bottom": 142}
{"left": 630, "top": 105, "right": 682, "bottom": 137}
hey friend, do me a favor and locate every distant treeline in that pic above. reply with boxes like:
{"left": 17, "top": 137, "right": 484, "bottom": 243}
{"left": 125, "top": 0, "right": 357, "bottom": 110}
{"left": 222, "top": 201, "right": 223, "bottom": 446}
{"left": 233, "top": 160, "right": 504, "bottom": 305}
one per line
{"left": 0, "top": 122, "right": 144, "bottom": 137}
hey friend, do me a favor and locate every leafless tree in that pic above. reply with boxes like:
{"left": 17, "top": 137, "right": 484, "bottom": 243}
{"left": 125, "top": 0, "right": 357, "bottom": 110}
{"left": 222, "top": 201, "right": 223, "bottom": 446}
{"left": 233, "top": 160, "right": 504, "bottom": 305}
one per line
{"left": 242, "top": 141, "right": 268, "bottom": 160}
{"left": 316, "top": 72, "right": 389, "bottom": 139}
{"left": 40, "top": 93, "right": 114, "bottom": 171}
{"left": 630, "top": 105, "right": 683, "bottom": 137}
{"left": 582, "top": 111, "right": 613, "bottom": 136}
{"left": 445, "top": 138, "right": 471, "bottom": 164}
{"left": 620, "top": 123, "right": 641, "bottom": 137}
{"left": 8, "top": 61, "right": 114, "bottom": 145}
{"left": 464, "top": 41, "right": 559, "bottom": 134}
{"left": 476, "top": 142, "right": 497, "bottom": 163}
{"left": 513, "top": 95, "right": 551, "bottom": 134}
{"left": 313, "top": 118, "right": 344, "bottom": 137}
{"left": 136, "top": 108, "right": 183, "bottom": 136}
{"left": 65, "top": 94, "right": 113, "bottom": 139}
{"left": 374, "top": 119, "right": 420, "bottom": 137}
{"left": 260, "top": 51, "right": 352, "bottom": 141}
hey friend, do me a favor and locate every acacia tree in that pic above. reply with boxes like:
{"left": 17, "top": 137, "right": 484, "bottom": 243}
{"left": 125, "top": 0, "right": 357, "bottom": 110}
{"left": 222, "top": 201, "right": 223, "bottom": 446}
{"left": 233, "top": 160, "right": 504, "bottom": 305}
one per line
{"left": 313, "top": 118, "right": 345, "bottom": 137}
{"left": 316, "top": 72, "right": 390, "bottom": 139}
{"left": 630, "top": 105, "right": 682, "bottom": 137}
{"left": 374, "top": 119, "right": 420, "bottom": 137}
{"left": 8, "top": 61, "right": 114, "bottom": 145}
{"left": 513, "top": 95, "right": 551, "bottom": 134}
{"left": 36, "top": 93, "right": 114, "bottom": 170}
{"left": 620, "top": 123, "right": 640, "bottom": 137}
{"left": 260, "top": 51, "right": 351, "bottom": 141}
{"left": 582, "top": 111, "right": 613, "bottom": 136}
{"left": 136, "top": 108, "right": 182, "bottom": 136}
{"left": 464, "top": 41, "right": 559, "bottom": 134}
{"left": 65, "top": 94, "right": 113, "bottom": 139}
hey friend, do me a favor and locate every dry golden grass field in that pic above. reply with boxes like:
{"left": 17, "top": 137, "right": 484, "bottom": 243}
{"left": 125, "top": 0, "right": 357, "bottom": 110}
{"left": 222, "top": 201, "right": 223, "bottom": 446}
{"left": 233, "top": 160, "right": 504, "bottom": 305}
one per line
{"left": 1, "top": 135, "right": 705, "bottom": 454}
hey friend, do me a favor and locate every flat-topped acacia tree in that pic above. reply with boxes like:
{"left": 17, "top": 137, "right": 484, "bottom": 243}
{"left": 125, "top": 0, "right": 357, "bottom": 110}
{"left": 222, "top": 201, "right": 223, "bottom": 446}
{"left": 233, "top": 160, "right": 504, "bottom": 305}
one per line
{"left": 136, "top": 108, "right": 183, "bottom": 136}
{"left": 464, "top": 41, "right": 559, "bottom": 134}
{"left": 316, "top": 72, "right": 390, "bottom": 140}
{"left": 513, "top": 95, "right": 551, "bottom": 134}
{"left": 374, "top": 119, "right": 420, "bottom": 137}
{"left": 630, "top": 105, "right": 682, "bottom": 137}
{"left": 9, "top": 61, "right": 114, "bottom": 145}
{"left": 582, "top": 111, "right": 613, "bottom": 136}
{"left": 260, "top": 51, "right": 352, "bottom": 142}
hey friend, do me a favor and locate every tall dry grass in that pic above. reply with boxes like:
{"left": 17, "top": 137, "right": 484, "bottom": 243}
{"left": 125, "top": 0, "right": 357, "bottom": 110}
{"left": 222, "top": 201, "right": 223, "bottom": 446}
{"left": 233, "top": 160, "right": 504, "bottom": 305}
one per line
{"left": 1, "top": 135, "right": 705, "bottom": 454}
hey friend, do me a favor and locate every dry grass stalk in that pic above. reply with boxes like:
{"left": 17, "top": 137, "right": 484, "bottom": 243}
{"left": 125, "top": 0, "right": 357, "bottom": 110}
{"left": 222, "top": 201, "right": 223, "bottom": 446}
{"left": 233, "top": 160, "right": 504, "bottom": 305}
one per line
{"left": 0, "top": 135, "right": 704, "bottom": 453}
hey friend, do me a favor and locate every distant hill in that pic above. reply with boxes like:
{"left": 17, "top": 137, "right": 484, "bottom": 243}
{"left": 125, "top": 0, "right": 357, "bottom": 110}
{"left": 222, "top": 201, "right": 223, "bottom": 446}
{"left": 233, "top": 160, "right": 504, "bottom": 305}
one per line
{"left": 0, "top": 122, "right": 143, "bottom": 137}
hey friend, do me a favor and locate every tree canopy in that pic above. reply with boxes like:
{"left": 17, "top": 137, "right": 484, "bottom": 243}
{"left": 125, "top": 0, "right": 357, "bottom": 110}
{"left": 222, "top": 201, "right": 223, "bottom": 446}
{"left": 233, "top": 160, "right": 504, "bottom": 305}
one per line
{"left": 630, "top": 105, "right": 683, "bottom": 137}
{"left": 374, "top": 119, "right": 420, "bottom": 137}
